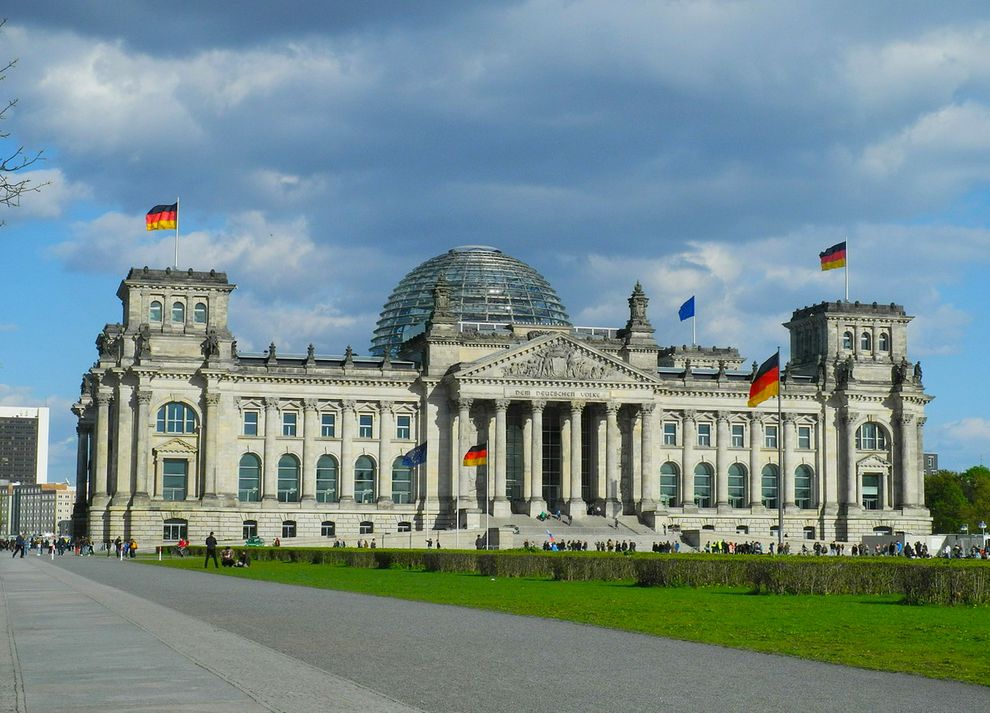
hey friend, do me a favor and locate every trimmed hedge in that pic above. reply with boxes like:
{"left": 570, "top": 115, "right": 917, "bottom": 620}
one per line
{"left": 181, "top": 547, "right": 990, "bottom": 605}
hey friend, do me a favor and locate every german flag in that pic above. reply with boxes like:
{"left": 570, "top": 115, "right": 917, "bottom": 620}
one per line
{"left": 146, "top": 203, "right": 178, "bottom": 231}
{"left": 463, "top": 443, "right": 488, "bottom": 467}
{"left": 819, "top": 241, "right": 846, "bottom": 271}
{"left": 748, "top": 353, "right": 780, "bottom": 408}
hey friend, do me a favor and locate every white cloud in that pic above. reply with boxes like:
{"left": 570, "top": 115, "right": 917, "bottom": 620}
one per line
{"left": 0, "top": 168, "right": 92, "bottom": 221}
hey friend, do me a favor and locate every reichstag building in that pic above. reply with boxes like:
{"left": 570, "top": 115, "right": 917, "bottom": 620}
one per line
{"left": 72, "top": 246, "right": 932, "bottom": 545}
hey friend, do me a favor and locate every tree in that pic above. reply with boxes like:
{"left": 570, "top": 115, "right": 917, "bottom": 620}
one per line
{"left": 925, "top": 470, "right": 968, "bottom": 533}
{"left": 1, "top": 18, "right": 45, "bottom": 221}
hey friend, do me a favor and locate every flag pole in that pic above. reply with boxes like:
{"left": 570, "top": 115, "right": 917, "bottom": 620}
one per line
{"left": 692, "top": 311, "right": 696, "bottom": 347}
{"left": 174, "top": 196, "right": 180, "bottom": 269}
{"left": 844, "top": 235, "right": 849, "bottom": 302}
{"left": 776, "top": 346, "right": 784, "bottom": 549}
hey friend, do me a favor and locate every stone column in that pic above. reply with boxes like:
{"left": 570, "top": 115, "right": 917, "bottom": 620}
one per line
{"left": 493, "top": 399, "right": 511, "bottom": 516}
{"left": 92, "top": 392, "right": 111, "bottom": 501}
{"left": 74, "top": 424, "right": 90, "bottom": 506}
{"left": 871, "top": 325, "right": 879, "bottom": 361}
{"left": 262, "top": 397, "right": 279, "bottom": 505}
{"left": 749, "top": 414, "right": 762, "bottom": 508}
{"left": 639, "top": 403, "right": 657, "bottom": 511}
{"left": 843, "top": 411, "right": 858, "bottom": 509}
{"left": 522, "top": 407, "right": 533, "bottom": 506}
{"left": 716, "top": 411, "right": 730, "bottom": 511}
{"left": 301, "top": 399, "right": 319, "bottom": 504}
{"left": 782, "top": 414, "right": 796, "bottom": 510}
{"left": 378, "top": 401, "right": 395, "bottom": 506}
{"left": 568, "top": 401, "right": 585, "bottom": 515}
{"left": 915, "top": 417, "right": 927, "bottom": 510}
{"left": 605, "top": 402, "right": 621, "bottom": 516}
{"left": 339, "top": 400, "right": 356, "bottom": 502}
{"left": 110, "top": 382, "right": 133, "bottom": 505}
{"left": 681, "top": 410, "right": 696, "bottom": 509}
{"left": 897, "top": 413, "right": 916, "bottom": 508}
{"left": 133, "top": 389, "right": 153, "bottom": 501}
{"left": 458, "top": 398, "right": 474, "bottom": 509}
{"left": 528, "top": 400, "right": 545, "bottom": 514}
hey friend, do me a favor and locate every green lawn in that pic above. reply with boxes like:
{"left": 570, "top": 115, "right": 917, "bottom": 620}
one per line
{"left": 149, "top": 557, "right": 990, "bottom": 685}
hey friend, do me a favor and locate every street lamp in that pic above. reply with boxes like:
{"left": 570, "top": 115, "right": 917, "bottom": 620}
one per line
{"left": 979, "top": 520, "right": 986, "bottom": 538}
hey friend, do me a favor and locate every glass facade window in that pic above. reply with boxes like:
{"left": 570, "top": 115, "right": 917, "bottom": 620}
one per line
{"left": 163, "top": 519, "right": 187, "bottom": 542}
{"left": 321, "top": 521, "right": 336, "bottom": 537}
{"left": 238, "top": 454, "right": 261, "bottom": 502}
{"left": 193, "top": 302, "right": 208, "bottom": 324}
{"left": 731, "top": 424, "right": 745, "bottom": 448}
{"left": 397, "top": 521, "right": 412, "bottom": 532}
{"left": 697, "top": 423, "right": 712, "bottom": 447}
{"left": 396, "top": 415, "right": 411, "bottom": 440}
{"left": 391, "top": 457, "right": 412, "bottom": 504}
{"left": 862, "top": 473, "right": 881, "bottom": 510}
{"left": 355, "top": 455, "right": 376, "bottom": 503}
{"left": 321, "top": 413, "right": 336, "bottom": 437}
{"left": 163, "top": 458, "right": 187, "bottom": 501}
{"left": 506, "top": 421, "right": 524, "bottom": 500}
{"left": 659, "top": 462, "right": 679, "bottom": 506}
{"left": 358, "top": 414, "right": 373, "bottom": 438}
{"left": 764, "top": 425, "right": 778, "bottom": 449}
{"left": 282, "top": 412, "right": 297, "bottom": 437}
{"left": 878, "top": 332, "right": 890, "bottom": 351}
{"left": 243, "top": 411, "right": 259, "bottom": 436}
{"left": 157, "top": 402, "right": 197, "bottom": 434}
{"left": 277, "top": 454, "right": 300, "bottom": 502}
{"left": 798, "top": 425, "right": 812, "bottom": 449}
{"left": 242, "top": 520, "right": 257, "bottom": 539}
{"left": 316, "top": 455, "right": 338, "bottom": 503}
{"left": 662, "top": 422, "right": 677, "bottom": 446}
{"left": 856, "top": 423, "right": 888, "bottom": 451}
{"left": 282, "top": 521, "right": 296, "bottom": 538}
{"left": 843, "top": 331, "right": 853, "bottom": 349}
{"left": 694, "top": 463, "right": 713, "bottom": 508}
{"left": 860, "top": 332, "right": 872, "bottom": 351}
{"left": 794, "top": 465, "right": 814, "bottom": 509}
{"left": 761, "top": 464, "right": 779, "bottom": 509}
{"left": 171, "top": 301, "right": 185, "bottom": 323}
{"left": 359, "top": 521, "right": 374, "bottom": 535}
{"left": 727, "top": 463, "right": 747, "bottom": 508}
{"left": 149, "top": 300, "right": 162, "bottom": 322}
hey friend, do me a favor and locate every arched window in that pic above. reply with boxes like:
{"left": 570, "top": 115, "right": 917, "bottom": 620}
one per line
{"left": 860, "top": 331, "right": 872, "bottom": 351}
{"left": 156, "top": 402, "right": 197, "bottom": 434}
{"left": 282, "top": 520, "right": 296, "bottom": 538}
{"left": 659, "top": 462, "right": 679, "bottom": 506}
{"left": 321, "top": 520, "right": 336, "bottom": 537}
{"left": 694, "top": 462, "right": 713, "bottom": 508}
{"left": 842, "top": 331, "right": 853, "bottom": 350}
{"left": 794, "top": 465, "right": 814, "bottom": 509}
{"left": 238, "top": 454, "right": 261, "bottom": 502}
{"left": 761, "top": 464, "right": 779, "bottom": 509}
{"left": 727, "top": 463, "right": 747, "bottom": 508}
{"left": 315, "top": 455, "right": 338, "bottom": 503}
{"left": 392, "top": 457, "right": 413, "bottom": 504}
{"left": 277, "top": 454, "right": 300, "bottom": 502}
{"left": 163, "top": 518, "right": 187, "bottom": 542}
{"left": 856, "top": 422, "right": 888, "bottom": 451}
{"left": 149, "top": 300, "right": 163, "bottom": 322}
{"left": 171, "top": 301, "right": 185, "bottom": 323}
{"left": 397, "top": 521, "right": 412, "bottom": 532}
{"left": 242, "top": 520, "right": 258, "bottom": 539}
{"left": 359, "top": 520, "right": 374, "bottom": 535}
{"left": 878, "top": 332, "right": 889, "bottom": 352}
{"left": 194, "top": 302, "right": 208, "bottom": 324}
{"left": 803, "top": 526, "right": 816, "bottom": 540}
{"left": 354, "top": 455, "right": 377, "bottom": 504}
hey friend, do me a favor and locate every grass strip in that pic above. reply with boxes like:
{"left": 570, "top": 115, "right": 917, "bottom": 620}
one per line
{"left": 148, "top": 557, "right": 990, "bottom": 686}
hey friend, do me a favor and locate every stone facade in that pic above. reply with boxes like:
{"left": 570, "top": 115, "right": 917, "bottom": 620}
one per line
{"left": 72, "top": 266, "right": 932, "bottom": 546}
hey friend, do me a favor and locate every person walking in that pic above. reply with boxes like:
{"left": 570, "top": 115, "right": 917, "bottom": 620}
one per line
{"left": 204, "top": 531, "right": 219, "bottom": 568}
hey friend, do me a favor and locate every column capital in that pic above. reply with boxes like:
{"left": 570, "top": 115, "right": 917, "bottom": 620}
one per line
{"left": 264, "top": 396, "right": 280, "bottom": 411}
{"left": 303, "top": 398, "right": 319, "bottom": 412}
{"left": 841, "top": 410, "right": 859, "bottom": 425}
{"left": 341, "top": 399, "right": 357, "bottom": 413}
{"left": 640, "top": 403, "right": 655, "bottom": 417}
{"left": 203, "top": 392, "right": 221, "bottom": 407}
{"left": 530, "top": 399, "right": 547, "bottom": 412}
{"left": 716, "top": 410, "right": 731, "bottom": 423}
{"left": 570, "top": 400, "right": 586, "bottom": 413}
{"left": 494, "top": 399, "right": 510, "bottom": 412}
{"left": 917, "top": 416, "right": 927, "bottom": 428}
{"left": 458, "top": 397, "right": 474, "bottom": 411}
{"left": 96, "top": 392, "right": 112, "bottom": 406}
{"left": 748, "top": 412, "right": 763, "bottom": 425}
{"left": 682, "top": 409, "right": 696, "bottom": 424}
{"left": 782, "top": 412, "right": 796, "bottom": 424}
{"left": 605, "top": 401, "right": 621, "bottom": 416}
{"left": 137, "top": 390, "right": 154, "bottom": 405}
{"left": 379, "top": 400, "right": 395, "bottom": 414}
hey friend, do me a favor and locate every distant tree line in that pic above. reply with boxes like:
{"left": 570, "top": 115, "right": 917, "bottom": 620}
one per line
{"left": 925, "top": 465, "right": 990, "bottom": 534}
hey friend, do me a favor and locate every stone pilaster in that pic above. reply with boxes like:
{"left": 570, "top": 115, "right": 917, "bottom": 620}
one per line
{"left": 715, "top": 411, "right": 730, "bottom": 512}
{"left": 639, "top": 403, "right": 657, "bottom": 513}
{"left": 378, "top": 401, "right": 395, "bottom": 507}
{"left": 681, "top": 410, "right": 697, "bottom": 511}
{"left": 262, "top": 397, "right": 280, "bottom": 506}
{"left": 339, "top": 400, "right": 356, "bottom": 502}
{"left": 300, "top": 399, "right": 319, "bottom": 505}
{"left": 493, "top": 399, "right": 511, "bottom": 517}
{"left": 568, "top": 401, "right": 585, "bottom": 516}
{"left": 528, "top": 400, "right": 545, "bottom": 515}
{"left": 605, "top": 402, "right": 622, "bottom": 517}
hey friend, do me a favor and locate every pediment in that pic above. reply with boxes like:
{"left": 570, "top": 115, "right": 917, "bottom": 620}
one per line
{"left": 457, "top": 333, "right": 659, "bottom": 385}
{"left": 153, "top": 437, "right": 199, "bottom": 455}
{"left": 856, "top": 453, "right": 890, "bottom": 470}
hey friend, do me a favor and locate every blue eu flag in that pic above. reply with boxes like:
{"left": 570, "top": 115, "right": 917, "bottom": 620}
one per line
{"left": 401, "top": 443, "right": 427, "bottom": 467}
{"left": 678, "top": 296, "right": 695, "bottom": 321}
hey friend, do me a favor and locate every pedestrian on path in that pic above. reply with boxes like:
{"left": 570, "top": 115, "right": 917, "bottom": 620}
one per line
{"left": 205, "top": 531, "right": 219, "bottom": 568}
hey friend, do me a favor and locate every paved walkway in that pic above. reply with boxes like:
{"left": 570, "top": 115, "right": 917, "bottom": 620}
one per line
{"left": 0, "top": 553, "right": 987, "bottom": 712}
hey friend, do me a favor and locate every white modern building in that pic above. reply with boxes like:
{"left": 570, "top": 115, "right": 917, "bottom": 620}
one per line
{"left": 72, "top": 247, "right": 932, "bottom": 546}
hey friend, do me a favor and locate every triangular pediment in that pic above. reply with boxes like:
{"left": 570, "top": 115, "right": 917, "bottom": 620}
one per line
{"left": 457, "top": 333, "right": 659, "bottom": 385}
{"left": 153, "top": 437, "right": 199, "bottom": 455}
{"left": 856, "top": 453, "right": 890, "bottom": 470}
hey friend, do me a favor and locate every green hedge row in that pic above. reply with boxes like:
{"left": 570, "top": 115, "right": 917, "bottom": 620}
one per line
{"left": 183, "top": 547, "right": 989, "bottom": 605}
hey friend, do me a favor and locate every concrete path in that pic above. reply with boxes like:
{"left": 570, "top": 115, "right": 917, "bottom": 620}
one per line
{"left": 1, "top": 554, "right": 986, "bottom": 712}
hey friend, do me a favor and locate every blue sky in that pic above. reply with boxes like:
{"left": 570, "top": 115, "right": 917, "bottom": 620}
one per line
{"left": 1, "top": 1, "right": 989, "bottom": 482}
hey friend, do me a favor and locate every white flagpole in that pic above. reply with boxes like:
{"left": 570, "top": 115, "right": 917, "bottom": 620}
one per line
{"left": 844, "top": 235, "right": 849, "bottom": 302}
{"left": 776, "top": 346, "right": 784, "bottom": 549}
{"left": 692, "top": 311, "right": 696, "bottom": 347}
{"left": 174, "top": 196, "right": 180, "bottom": 269}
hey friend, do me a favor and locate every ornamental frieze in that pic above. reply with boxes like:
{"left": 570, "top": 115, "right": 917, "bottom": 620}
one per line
{"left": 501, "top": 341, "right": 618, "bottom": 380}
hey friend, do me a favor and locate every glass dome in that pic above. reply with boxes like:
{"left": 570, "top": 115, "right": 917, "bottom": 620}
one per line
{"left": 371, "top": 245, "right": 571, "bottom": 355}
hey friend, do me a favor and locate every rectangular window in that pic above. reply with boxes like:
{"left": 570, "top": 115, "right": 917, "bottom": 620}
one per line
{"left": 242, "top": 521, "right": 258, "bottom": 540}
{"left": 862, "top": 473, "right": 881, "bottom": 510}
{"left": 662, "top": 422, "right": 677, "bottom": 446}
{"left": 243, "top": 411, "right": 258, "bottom": 436}
{"left": 731, "top": 424, "right": 745, "bottom": 448}
{"left": 798, "top": 425, "right": 812, "bottom": 449}
{"left": 764, "top": 424, "right": 779, "bottom": 449}
{"left": 396, "top": 414, "right": 411, "bottom": 440}
{"left": 163, "top": 521, "right": 187, "bottom": 541}
{"left": 320, "top": 413, "right": 336, "bottom": 438}
{"left": 281, "top": 521, "right": 297, "bottom": 538}
{"left": 282, "top": 412, "right": 297, "bottom": 437}
{"left": 163, "top": 459, "right": 187, "bottom": 501}
{"left": 359, "top": 414, "right": 374, "bottom": 438}
{"left": 697, "top": 423, "right": 712, "bottom": 447}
